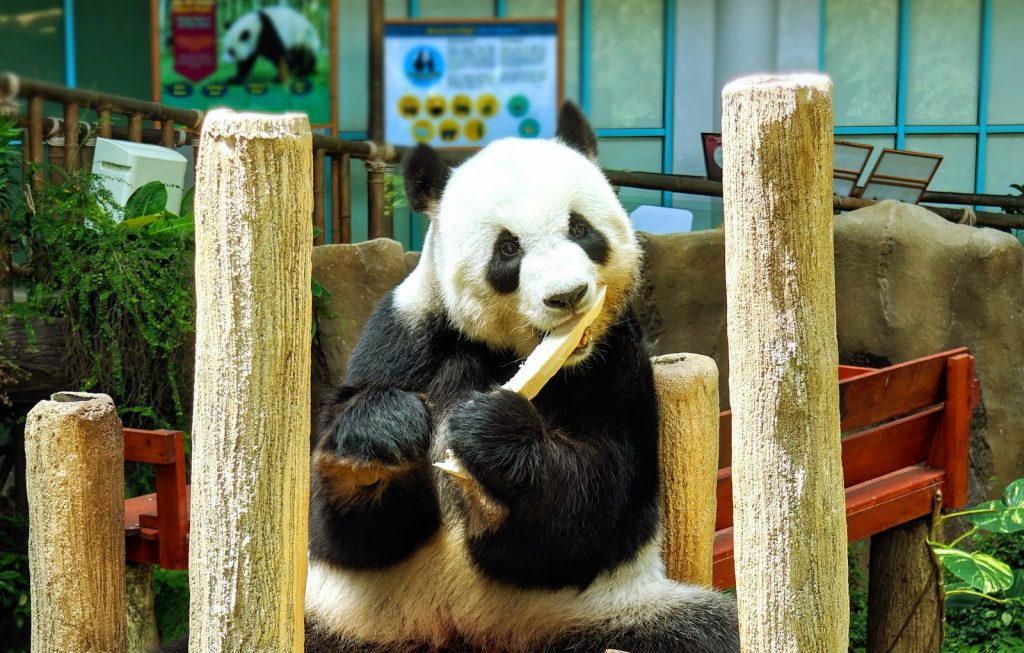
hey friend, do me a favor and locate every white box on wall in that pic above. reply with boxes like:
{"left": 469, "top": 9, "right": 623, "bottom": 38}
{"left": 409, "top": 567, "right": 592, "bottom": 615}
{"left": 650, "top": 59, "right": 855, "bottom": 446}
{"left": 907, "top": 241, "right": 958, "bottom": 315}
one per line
{"left": 91, "top": 138, "right": 188, "bottom": 219}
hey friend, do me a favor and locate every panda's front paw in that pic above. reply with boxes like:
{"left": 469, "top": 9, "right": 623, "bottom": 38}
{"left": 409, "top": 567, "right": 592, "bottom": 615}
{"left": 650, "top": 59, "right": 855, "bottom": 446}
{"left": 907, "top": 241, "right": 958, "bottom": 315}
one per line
{"left": 448, "top": 389, "right": 544, "bottom": 498}
{"left": 315, "top": 387, "right": 431, "bottom": 502}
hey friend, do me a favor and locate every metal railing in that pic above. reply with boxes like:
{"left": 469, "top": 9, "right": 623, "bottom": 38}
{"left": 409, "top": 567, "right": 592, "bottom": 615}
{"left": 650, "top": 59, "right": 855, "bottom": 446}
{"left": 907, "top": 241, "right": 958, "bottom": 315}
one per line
{"left": 2, "top": 71, "right": 1022, "bottom": 255}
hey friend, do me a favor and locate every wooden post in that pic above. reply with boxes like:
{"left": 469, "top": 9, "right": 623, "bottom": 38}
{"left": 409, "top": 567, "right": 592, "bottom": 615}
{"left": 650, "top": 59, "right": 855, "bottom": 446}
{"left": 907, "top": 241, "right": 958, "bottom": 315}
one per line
{"left": 868, "top": 517, "right": 942, "bottom": 652}
{"left": 191, "top": 109, "right": 312, "bottom": 653}
{"left": 313, "top": 148, "right": 326, "bottom": 246}
{"left": 722, "top": 74, "right": 848, "bottom": 652}
{"left": 125, "top": 563, "right": 160, "bottom": 653}
{"left": 652, "top": 353, "right": 720, "bottom": 586}
{"left": 25, "top": 391, "right": 125, "bottom": 653}
{"left": 366, "top": 158, "right": 392, "bottom": 240}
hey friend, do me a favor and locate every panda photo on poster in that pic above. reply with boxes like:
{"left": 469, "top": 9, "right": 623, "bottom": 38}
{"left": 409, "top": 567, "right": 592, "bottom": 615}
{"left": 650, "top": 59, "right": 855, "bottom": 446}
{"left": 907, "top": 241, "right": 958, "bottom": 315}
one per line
{"left": 153, "top": 0, "right": 336, "bottom": 129}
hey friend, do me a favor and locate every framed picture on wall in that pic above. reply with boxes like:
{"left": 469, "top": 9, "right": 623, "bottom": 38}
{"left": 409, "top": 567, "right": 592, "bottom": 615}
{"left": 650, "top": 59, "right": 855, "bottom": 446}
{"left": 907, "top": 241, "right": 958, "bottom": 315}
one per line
{"left": 151, "top": 0, "right": 338, "bottom": 132}
{"left": 383, "top": 16, "right": 564, "bottom": 149}
{"left": 702, "top": 132, "right": 723, "bottom": 182}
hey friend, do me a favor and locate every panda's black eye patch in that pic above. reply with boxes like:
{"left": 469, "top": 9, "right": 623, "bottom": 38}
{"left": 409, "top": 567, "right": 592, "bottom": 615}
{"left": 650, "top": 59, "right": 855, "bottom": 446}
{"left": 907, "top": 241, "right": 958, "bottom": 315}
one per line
{"left": 568, "top": 212, "right": 609, "bottom": 265}
{"left": 487, "top": 229, "right": 522, "bottom": 294}
{"left": 239, "top": 29, "right": 250, "bottom": 42}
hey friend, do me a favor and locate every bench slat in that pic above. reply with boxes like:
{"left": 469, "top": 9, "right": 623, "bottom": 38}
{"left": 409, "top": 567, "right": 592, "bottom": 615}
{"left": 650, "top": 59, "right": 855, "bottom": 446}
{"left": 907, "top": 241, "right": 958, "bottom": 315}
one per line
{"left": 712, "top": 465, "right": 945, "bottom": 589}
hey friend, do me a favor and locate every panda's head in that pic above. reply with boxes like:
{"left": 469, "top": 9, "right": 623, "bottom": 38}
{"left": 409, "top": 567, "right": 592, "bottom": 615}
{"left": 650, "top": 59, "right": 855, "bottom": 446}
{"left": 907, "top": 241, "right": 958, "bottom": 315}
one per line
{"left": 223, "top": 12, "right": 262, "bottom": 63}
{"left": 401, "top": 103, "right": 641, "bottom": 363}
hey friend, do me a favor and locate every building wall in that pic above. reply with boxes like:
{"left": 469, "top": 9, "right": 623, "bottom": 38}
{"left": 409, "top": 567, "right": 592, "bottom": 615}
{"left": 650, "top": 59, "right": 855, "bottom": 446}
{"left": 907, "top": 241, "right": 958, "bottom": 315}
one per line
{"left": 1, "top": 0, "right": 1021, "bottom": 246}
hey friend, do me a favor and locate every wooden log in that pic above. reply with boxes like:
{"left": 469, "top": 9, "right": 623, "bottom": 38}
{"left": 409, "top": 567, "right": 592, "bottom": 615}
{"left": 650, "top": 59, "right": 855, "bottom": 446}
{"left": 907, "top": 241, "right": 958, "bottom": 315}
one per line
{"left": 25, "top": 391, "right": 125, "bottom": 653}
{"left": 652, "top": 352, "right": 719, "bottom": 586}
{"left": 1, "top": 318, "right": 71, "bottom": 404}
{"left": 190, "top": 109, "right": 312, "bottom": 653}
{"left": 313, "top": 148, "right": 326, "bottom": 246}
{"left": 722, "top": 74, "right": 848, "bottom": 652}
{"left": 125, "top": 562, "right": 160, "bottom": 653}
{"left": 867, "top": 517, "right": 942, "bottom": 653}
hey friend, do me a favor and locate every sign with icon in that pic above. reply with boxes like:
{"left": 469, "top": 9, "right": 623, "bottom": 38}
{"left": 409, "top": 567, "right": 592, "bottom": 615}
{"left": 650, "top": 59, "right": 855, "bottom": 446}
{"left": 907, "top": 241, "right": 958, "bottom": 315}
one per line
{"left": 151, "top": 0, "right": 338, "bottom": 130}
{"left": 384, "top": 20, "right": 561, "bottom": 148}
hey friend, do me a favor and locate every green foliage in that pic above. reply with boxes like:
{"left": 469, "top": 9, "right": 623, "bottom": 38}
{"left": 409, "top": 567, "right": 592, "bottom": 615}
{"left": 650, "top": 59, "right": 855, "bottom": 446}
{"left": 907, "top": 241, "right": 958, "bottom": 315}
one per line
{"left": 930, "top": 478, "right": 1024, "bottom": 651}
{"left": 0, "top": 513, "right": 30, "bottom": 653}
{"left": 848, "top": 542, "right": 868, "bottom": 653}
{"left": 13, "top": 173, "right": 196, "bottom": 428}
{"left": 153, "top": 567, "right": 190, "bottom": 643}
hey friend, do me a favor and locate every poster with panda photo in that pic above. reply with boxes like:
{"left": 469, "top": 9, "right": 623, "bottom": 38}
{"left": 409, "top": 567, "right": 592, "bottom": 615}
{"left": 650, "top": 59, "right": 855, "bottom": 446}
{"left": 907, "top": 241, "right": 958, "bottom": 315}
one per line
{"left": 152, "top": 0, "right": 336, "bottom": 130}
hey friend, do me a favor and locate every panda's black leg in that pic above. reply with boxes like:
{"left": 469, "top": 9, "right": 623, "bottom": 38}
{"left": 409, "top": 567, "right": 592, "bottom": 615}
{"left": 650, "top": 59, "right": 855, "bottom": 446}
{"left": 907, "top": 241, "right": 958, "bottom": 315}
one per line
{"left": 310, "top": 386, "right": 441, "bottom": 569}
{"left": 226, "top": 56, "right": 255, "bottom": 84}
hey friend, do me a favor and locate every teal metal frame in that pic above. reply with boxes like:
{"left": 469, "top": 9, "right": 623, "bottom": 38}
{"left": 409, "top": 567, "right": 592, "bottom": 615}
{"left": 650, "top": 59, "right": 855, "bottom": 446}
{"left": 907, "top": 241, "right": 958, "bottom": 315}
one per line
{"left": 820, "top": 0, "right": 1024, "bottom": 196}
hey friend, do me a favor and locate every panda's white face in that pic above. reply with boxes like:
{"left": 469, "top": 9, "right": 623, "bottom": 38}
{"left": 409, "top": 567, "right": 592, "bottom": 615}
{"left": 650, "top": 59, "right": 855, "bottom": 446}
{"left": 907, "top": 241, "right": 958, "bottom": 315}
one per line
{"left": 400, "top": 131, "right": 641, "bottom": 362}
{"left": 223, "top": 12, "right": 261, "bottom": 62}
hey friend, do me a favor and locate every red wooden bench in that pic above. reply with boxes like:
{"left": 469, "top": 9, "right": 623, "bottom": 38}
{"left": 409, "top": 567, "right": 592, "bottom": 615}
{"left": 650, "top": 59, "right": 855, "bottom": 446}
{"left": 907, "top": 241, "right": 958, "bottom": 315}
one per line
{"left": 124, "top": 428, "right": 189, "bottom": 569}
{"left": 121, "top": 348, "right": 979, "bottom": 584}
{"left": 712, "top": 347, "right": 979, "bottom": 588}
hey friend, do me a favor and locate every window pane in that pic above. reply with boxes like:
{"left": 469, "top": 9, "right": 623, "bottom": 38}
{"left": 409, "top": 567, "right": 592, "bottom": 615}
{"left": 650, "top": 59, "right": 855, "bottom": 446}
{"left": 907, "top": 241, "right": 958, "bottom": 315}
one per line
{"left": 419, "top": 0, "right": 494, "bottom": 18}
{"left": 984, "top": 135, "right": 1024, "bottom": 196}
{"left": 0, "top": 1, "right": 65, "bottom": 84}
{"left": 339, "top": 0, "right": 369, "bottom": 132}
{"left": 837, "top": 135, "right": 895, "bottom": 186}
{"left": 906, "top": 0, "right": 980, "bottom": 125}
{"left": 506, "top": 0, "right": 558, "bottom": 17}
{"left": 988, "top": 0, "right": 1024, "bottom": 124}
{"left": 825, "top": 0, "right": 898, "bottom": 126}
{"left": 598, "top": 137, "right": 662, "bottom": 211}
{"left": 590, "top": 0, "right": 664, "bottom": 128}
{"left": 904, "top": 134, "right": 976, "bottom": 192}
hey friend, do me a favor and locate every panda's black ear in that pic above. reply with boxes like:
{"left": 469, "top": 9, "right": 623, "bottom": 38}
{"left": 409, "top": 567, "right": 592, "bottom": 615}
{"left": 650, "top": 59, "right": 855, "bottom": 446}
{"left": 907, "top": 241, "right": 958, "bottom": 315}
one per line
{"left": 403, "top": 144, "right": 451, "bottom": 216}
{"left": 556, "top": 102, "right": 598, "bottom": 162}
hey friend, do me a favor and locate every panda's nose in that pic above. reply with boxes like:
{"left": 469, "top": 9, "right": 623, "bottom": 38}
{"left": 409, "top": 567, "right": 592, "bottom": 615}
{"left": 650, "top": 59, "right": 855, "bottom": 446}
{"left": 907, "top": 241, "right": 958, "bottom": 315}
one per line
{"left": 544, "top": 284, "right": 588, "bottom": 312}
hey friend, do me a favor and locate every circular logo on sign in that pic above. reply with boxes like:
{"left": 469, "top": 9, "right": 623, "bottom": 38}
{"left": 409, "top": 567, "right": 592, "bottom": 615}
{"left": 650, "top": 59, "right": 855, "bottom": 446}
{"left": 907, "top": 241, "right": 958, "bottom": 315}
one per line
{"left": 465, "top": 119, "right": 486, "bottom": 142}
{"left": 404, "top": 45, "right": 444, "bottom": 88}
{"left": 411, "top": 120, "right": 434, "bottom": 143}
{"left": 452, "top": 94, "right": 472, "bottom": 117}
{"left": 508, "top": 95, "right": 529, "bottom": 117}
{"left": 399, "top": 95, "right": 420, "bottom": 118}
{"left": 477, "top": 94, "right": 499, "bottom": 118}
{"left": 518, "top": 118, "right": 540, "bottom": 138}
{"left": 439, "top": 120, "right": 460, "bottom": 143}
{"left": 425, "top": 95, "right": 447, "bottom": 118}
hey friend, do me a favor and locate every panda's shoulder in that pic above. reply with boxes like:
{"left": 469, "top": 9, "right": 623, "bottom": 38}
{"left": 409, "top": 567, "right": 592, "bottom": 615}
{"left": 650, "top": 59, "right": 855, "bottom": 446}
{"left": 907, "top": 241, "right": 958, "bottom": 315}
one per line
{"left": 343, "top": 290, "right": 456, "bottom": 389}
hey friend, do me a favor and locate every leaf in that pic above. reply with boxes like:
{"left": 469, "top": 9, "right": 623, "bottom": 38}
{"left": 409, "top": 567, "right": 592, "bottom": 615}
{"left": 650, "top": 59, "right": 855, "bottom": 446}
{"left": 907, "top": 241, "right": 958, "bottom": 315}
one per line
{"left": 119, "top": 213, "right": 163, "bottom": 230}
{"left": 966, "top": 500, "right": 1024, "bottom": 534}
{"left": 934, "top": 546, "right": 1014, "bottom": 594}
{"left": 1004, "top": 479, "right": 1024, "bottom": 508}
{"left": 311, "top": 276, "right": 332, "bottom": 300}
{"left": 1005, "top": 569, "right": 1024, "bottom": 599}
{"left": 124, "top": 181, "right": 168, "bottom": 219}
{"left": 179, "top": 186, "right": 194, "bottom": 219}
{"left": 146, "top": 215, "right": 194, "bottom": 236}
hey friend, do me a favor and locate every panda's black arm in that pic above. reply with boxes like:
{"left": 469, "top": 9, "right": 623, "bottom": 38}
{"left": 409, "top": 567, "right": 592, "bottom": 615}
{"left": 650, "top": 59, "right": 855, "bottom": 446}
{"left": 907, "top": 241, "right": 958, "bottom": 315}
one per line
{"left": 309, "top": 296, "right": 458, "bottom": 570}
{"left": 445, "top": 320, "right": 662, "bottom": 587}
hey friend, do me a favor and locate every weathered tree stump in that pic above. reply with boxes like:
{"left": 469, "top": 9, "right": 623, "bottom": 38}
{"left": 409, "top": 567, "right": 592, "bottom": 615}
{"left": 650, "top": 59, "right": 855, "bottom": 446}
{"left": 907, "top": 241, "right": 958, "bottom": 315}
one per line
{"left": 722, "top": 73, "right": 849, "bottom": 652}
{"left": 25, "top": 391, "right": 125, "bottom": 653}
{"left": 652, "top": 352, "right": 720, "bottom": 586}
{"left": 189, "top": 109, "right": 313, "bottom": 652}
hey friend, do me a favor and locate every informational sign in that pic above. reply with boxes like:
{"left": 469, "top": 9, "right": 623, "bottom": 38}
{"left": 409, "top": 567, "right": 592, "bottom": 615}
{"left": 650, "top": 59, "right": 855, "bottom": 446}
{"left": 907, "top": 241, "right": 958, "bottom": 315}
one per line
{"left": 151, "top": 0, "right": 337, "bottom": 129}
{"left": 384, "top": 20, "right": 561, "bottom": 148}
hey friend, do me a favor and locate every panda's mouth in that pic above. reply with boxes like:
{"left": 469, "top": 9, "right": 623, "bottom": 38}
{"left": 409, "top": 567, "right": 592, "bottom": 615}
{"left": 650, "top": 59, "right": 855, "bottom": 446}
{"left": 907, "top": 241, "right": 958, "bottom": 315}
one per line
{"left": 573, "top": 329, "right": 590, "bottom": 354}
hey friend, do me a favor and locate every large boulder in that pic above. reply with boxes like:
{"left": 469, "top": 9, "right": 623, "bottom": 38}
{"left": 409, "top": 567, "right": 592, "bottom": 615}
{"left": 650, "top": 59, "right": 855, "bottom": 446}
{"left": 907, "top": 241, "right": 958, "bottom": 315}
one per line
{"left": 635, "top": 201, "right": 1024, "bottom": 495}
{"left": 312, "top": 239, "right": 409, "bottom": 388}
{"left": 833, "top": 201, "right": 1024, "bottom": 495}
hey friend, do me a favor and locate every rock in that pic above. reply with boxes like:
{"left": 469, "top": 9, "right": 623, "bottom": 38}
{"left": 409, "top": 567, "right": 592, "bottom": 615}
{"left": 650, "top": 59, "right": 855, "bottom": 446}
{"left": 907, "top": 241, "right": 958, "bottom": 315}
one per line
{"left": 312, "top": 239, "right": 409, "bottom": 386}
{"left": 634, "top": 229, "right": 730, "bottom": 407}
{"left": 833, "top": 200, "right": 1023, "bottom": 495}
{"left": 635, "top": 200, "right": 1024, "bottom": 493}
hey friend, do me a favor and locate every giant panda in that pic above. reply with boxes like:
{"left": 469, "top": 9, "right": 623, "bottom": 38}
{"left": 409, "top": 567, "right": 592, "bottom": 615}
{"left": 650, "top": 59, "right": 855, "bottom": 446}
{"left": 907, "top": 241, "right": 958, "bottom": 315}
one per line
{"left": 302, "top": 102, "right": 739, "bottom": 652}
{"left": 222, "top": 7, "right": 319, "bottom": 85}
{"left": 159, "top": 103, "right": 739, "bottom": 653}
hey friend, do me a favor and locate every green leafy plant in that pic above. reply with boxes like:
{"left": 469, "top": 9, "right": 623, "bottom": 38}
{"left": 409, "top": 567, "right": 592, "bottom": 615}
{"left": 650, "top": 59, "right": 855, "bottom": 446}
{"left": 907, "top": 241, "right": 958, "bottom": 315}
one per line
{"left": 929, "top": 478, "right": 1024, "bottom": 649}
{"left": 0, "top": 513, "right": 30, "bottom": 653}
{"left": 13, "top": 173, "right": 196, "bottom": 427}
